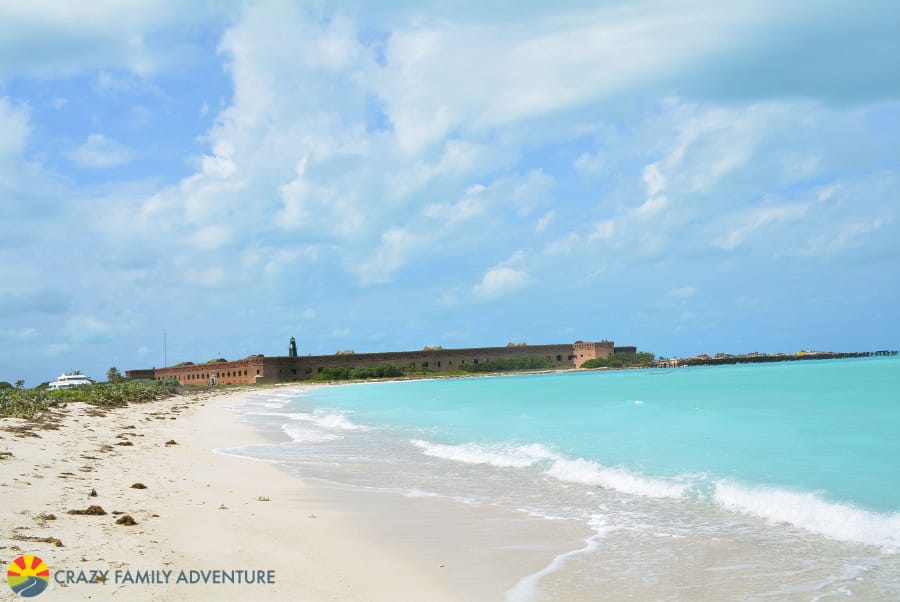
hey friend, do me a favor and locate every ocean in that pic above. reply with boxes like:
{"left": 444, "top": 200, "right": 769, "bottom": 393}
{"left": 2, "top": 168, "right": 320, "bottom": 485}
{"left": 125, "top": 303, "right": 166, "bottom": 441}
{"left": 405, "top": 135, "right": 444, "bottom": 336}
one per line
{"left": 224, "top": 357, "right": 900, "bottom": 600}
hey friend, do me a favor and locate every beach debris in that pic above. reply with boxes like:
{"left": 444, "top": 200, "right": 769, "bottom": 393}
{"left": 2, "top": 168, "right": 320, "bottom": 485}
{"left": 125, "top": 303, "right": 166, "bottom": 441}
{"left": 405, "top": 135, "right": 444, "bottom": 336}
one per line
{"left": 115, "top": 515, "right": 138, "bottom": 526}
{"left": 115, "top": 440, "right": 134, "bottom": 447}
{"left": 151, "top": 514, "right": 160, "bottom": 518}
{"left": 218, "top": 504, "right": 227, "bottom": 510}
{"left": 256, "top": 496, "right": 270, "bottom": 502}
{"left": 130, "top": 483, "right": 147, "bottom": 489}
{"left": 89, "top": 488, "right": 98, "bottom": 497}
{"left": 36, "top": 513, "right": 56, "bottom": 521}
{"left": 13, "top": 534, "right": 63, "bottom": 547}
{"left": 307, "top": 514, "right": 317, "bottom": 519}
{"left": 0, "top": 451, "right": 12, "bottom": 460}
{"left": 164, "top": 439, "right": 178, "bottom": 446}
{"left": 68, "top": 505, "right": 107, "bottom": 516}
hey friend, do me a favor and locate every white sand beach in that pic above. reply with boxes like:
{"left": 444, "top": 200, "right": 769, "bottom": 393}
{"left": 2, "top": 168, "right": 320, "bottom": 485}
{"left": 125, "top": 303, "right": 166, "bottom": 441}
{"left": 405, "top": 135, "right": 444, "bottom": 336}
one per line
{"left": 0, "top": 388, "right": 463, "bottom": 601}
{"left": 0, "top": 387, "right": 582, "bottom": 602}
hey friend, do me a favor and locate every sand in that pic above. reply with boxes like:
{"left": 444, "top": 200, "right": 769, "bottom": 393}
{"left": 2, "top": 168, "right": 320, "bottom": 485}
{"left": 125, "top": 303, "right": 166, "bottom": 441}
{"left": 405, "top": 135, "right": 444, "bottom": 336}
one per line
{"left": 0, "top": 388, "right": 465, "bottom": 601}
{"left": 0, "top": 386, "right": 587, "bottom": 601}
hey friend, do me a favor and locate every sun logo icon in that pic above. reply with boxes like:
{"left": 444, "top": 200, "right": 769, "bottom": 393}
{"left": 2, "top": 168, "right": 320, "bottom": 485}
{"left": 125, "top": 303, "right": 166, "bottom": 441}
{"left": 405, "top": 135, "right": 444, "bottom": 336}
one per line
{"left": 7, "top": 555, "right": 50, "bottom": 598}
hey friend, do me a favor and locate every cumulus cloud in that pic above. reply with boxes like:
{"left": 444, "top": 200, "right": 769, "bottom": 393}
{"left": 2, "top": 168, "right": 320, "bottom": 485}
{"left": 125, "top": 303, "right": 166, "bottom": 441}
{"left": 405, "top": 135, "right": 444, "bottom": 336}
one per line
{"left": 67, "top": 134, "right": 135, "bottom": 168}
{"left": 473, "top": 265, "right": 531, "bottom": 301}
{"left": 3, "top": 1, "right": 900, "bottom": 383}
{"left": 0, "top": 1, "right": 230, "bottom": 79}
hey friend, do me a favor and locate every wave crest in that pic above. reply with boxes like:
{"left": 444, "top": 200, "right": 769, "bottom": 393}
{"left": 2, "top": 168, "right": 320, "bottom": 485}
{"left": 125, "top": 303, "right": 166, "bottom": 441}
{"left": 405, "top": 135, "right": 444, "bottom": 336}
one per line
{"left": 409, "top": 440, "right": 558, "bottom": 468}
{"left": 546, "top": 457, "right": 689, "bottom": 499}
{"left": 714, "top": 481, "right": 900, "bottom": 551}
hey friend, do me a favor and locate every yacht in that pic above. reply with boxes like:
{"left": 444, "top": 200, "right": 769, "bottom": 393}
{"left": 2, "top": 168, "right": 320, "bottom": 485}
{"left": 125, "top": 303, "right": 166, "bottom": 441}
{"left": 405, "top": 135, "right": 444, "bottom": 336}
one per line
{"left": 47, "top": 372, "right": 95, "bottom": 390}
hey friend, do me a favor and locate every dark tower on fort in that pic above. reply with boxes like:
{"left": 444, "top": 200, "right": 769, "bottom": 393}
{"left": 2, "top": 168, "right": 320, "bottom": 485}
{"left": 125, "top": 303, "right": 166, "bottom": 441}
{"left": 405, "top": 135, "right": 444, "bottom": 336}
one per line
{"left": 289, "top": 337, "right": 298, "bottom": 357}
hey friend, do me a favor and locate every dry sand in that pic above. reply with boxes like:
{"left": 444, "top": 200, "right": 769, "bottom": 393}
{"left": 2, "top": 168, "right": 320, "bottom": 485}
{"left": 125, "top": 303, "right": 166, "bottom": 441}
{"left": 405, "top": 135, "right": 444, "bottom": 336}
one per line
{"left": 0, "top": 388, "right": 462, "bottom": 601}
{"left": 1, "top": 387, "right": 582, "bottom": 602}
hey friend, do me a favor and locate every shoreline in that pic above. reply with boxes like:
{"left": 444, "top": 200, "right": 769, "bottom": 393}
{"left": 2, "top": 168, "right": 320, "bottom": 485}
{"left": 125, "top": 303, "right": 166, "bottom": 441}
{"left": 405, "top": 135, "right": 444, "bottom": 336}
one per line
{"left": 0, "top": 387, "right": 476, "bottom": 600}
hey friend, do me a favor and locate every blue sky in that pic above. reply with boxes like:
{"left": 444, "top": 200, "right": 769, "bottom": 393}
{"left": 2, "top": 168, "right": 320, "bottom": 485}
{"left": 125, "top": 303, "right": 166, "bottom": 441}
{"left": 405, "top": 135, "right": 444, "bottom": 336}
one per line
{"left": 1, "top": 1, "right": 898, "bottom": 385}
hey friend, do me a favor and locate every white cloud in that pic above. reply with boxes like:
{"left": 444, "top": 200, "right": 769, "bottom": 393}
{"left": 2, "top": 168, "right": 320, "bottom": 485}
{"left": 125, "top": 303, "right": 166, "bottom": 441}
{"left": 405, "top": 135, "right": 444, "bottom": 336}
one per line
{"left": 668, "top": 286, "right": 697, "bottom": 299}
{"left": 0, "top": 326, "right": 38, "bottom": 341}
{"left": 355, "top": 227, "right": 421, "bottom": 286}
{"left": 67, "top": 134, "right": 135, "bottom": 168}
{"left": 0, "top": 97, "right": 29, "bottom": 161}
{"left": 534, "top": 210, "right": 555, "bottom": 233}
{"left": 187, "top": 225, "right": 232, "bottom": 250}
{"left": 573, "top": 151, "right": 603, "bottom": 175}
{"left": 64, "top": 314, "right": 114, "bottom": 344}
{"left": 0, "top": 2, "right": 230, "bottom": 79}
{"left": 713, "top": 203, "right": 808, "bottom": 251}
{"left": 643, "top": 163, "right": 666, "bottom": 196}
{"left": 472, "top": 265, "right": 531, "bottom": 301}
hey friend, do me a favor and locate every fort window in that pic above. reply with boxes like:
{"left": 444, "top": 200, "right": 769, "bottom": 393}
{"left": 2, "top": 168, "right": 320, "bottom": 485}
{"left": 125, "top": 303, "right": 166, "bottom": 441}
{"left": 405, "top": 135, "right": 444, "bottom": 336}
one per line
{"left": 318, "top": 367, "right": 323, "bottom": 373}
{"left": 256, "top": 370, "right": 260, "bottom": 375}
{"left": 423, "top": 362, "right": 429, "bottom": 368}
{"left": 305, "top": 368, "right": 311, "bottom": 374}
{"left": 556, "top": 355, "right": 561, "bottom": 361}
{"left": 473, "top": 359, "right": 479, "bottom": 364}
{"left": 437, "top": 361, "right": 441, "bottom": 367}
{"left": 568, "top": 355, "right": 575, "bottom": 360}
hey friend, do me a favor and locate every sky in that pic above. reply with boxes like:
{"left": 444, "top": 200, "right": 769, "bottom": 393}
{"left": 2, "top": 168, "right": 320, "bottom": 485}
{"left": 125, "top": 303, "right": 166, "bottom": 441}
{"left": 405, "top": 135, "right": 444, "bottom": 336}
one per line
{"left": 1, "top": 1, "right": 899, "bottom": 385}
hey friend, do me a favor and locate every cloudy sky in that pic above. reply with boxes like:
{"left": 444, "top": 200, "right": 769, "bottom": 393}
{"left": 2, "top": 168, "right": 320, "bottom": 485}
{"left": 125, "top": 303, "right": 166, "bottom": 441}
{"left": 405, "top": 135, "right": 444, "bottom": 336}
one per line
{"left": 1, "top": 1, "right": 898, "bottom": 385}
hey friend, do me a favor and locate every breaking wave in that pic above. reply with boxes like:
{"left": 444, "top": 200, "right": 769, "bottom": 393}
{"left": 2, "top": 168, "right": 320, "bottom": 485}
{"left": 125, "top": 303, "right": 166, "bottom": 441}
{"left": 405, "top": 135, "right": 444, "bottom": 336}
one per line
{"left": 714, "top": 481, "right": 900, "bottom": 552}
{"left": 409, "top": 439, "right": 688, "bottom": 499}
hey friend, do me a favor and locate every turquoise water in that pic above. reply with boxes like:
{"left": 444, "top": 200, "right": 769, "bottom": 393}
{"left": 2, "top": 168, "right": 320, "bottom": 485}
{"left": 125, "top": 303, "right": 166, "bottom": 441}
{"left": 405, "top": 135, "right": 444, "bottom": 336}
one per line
{"left": 229, "top": 357, "right": 900, "bottom": 599}
{"left": 295, "top": 357, "right": 900, "bottom": 513}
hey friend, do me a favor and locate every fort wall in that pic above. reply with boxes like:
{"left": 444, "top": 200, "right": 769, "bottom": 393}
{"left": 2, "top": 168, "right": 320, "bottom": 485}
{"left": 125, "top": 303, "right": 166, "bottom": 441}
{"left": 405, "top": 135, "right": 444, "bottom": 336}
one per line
{"left": 127, "top": 339, "right": 629, "bottom": 385}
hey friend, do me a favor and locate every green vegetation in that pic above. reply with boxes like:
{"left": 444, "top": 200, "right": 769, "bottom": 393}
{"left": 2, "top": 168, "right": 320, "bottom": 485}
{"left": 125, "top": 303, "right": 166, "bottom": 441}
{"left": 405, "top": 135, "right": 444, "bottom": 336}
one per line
{"left": 581, "top": 352, "right": 655, "bottom": 369}
{"left": 0, "top": 379, "right": 181, "bottom": 420}
{"left": 311, "top": 363, "right": 405, "bottom": 382}
{"left": 310, "top": 356, "right": 559, "bottom": 382}
{"left": 456, "top": 356, "right": 555, "bottom": 373}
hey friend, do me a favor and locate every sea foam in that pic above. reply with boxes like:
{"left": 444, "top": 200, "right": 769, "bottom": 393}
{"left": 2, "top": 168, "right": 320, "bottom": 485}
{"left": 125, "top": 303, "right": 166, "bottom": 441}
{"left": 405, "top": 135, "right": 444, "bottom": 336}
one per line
{"left": 409, "top": 438, "right": 689, "bottom": 499}
{"left": 714, "top": 481, "right": 900, "bottom": 552}
{"left": 546, "top": 457, "right": 689, "bottom": 499}
{"left": 409, "top": 439, "right": 557, "bottom": 468}
{"left": 281, "top": 423, "right": 342, "bottom": 443}
{"left": 506, "top": 515, "right": 614, "bottom": 602}
{"left": 260, "top": 410, "right": 367, "bottom": 431}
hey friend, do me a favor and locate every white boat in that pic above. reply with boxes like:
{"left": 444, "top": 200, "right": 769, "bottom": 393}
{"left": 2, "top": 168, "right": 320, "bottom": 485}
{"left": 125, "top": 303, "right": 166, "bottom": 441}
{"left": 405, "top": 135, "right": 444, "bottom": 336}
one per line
{"left": 47, "top": 372, "right": 95, "bottom": 390}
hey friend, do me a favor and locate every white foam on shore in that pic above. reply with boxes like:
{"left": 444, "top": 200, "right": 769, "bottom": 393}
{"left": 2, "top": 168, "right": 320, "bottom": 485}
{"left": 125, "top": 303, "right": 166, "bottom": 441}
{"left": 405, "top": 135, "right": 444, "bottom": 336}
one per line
{"left": 714, "top": 481, "right": 900, "bottom": 552}
{"left": 409, "top": 440, "right": 558, "bottom": 468}
{"left": 506, "top": 515, "right": 614, "bottom": 602}
{"left": 408, "top": 438, "right": 689, "bottom": 499}
{"left": 249, "top": 410, "right": 367, "bottom": 431}
{"left": 545, "top": 457, "right": 689, "bottom": 499}
{"left": 281, "top": 423, "right": 342, "bottom": 443}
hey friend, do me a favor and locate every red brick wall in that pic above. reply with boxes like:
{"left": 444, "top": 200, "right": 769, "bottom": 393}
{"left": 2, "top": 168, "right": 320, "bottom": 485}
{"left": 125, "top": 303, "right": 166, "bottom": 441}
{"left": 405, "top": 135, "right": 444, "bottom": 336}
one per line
{"left": 131, "top": 341, "right": 626, "bottom": 384}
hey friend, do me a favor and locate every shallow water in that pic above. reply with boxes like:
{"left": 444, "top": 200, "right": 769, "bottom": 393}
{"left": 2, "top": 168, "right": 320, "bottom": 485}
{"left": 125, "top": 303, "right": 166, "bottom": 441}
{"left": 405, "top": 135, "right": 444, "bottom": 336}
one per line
{"left": 224, "top": 358, "right": 900, "bottom": 600}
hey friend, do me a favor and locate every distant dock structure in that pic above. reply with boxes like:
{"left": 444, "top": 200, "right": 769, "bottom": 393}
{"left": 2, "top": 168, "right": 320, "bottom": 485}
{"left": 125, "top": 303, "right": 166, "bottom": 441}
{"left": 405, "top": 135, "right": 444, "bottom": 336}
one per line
{"left": 657, "top": 349, "right": 897, "bottom": 368}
